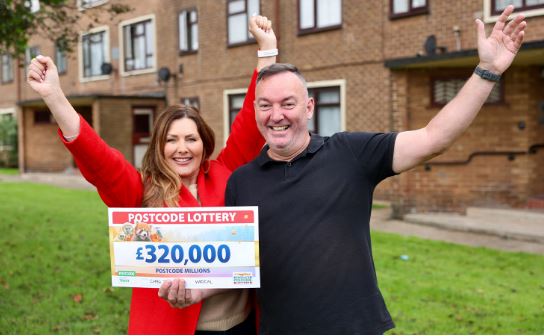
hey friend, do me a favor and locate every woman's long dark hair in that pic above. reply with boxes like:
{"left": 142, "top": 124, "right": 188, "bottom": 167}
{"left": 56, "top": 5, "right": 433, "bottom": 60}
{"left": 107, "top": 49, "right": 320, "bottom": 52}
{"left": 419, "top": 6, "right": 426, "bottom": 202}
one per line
{"left": 140, "top": 105, "right": 215, "bottom": 207}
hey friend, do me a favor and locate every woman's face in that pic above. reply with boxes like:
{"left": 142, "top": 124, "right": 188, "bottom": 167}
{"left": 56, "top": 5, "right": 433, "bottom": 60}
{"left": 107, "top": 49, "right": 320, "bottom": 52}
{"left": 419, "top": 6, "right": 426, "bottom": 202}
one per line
{"left": 163, "top": 118, "right": 204, "bottom": 186}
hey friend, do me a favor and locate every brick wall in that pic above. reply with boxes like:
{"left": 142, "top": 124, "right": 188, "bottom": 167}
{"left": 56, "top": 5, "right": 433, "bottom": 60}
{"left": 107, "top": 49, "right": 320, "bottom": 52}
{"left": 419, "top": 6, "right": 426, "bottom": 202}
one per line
{"left": 23, "top": 108, "right": 73, "bottom": 172}
{"left": 392, "top": 66, "right": 544, "bottom": 214}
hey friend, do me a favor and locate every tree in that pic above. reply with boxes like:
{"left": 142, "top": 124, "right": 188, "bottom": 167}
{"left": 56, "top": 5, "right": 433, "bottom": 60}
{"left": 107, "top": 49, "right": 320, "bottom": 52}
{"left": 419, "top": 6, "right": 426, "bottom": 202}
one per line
{"left": 0, "top": 0, "right": 131, "bottom": 59}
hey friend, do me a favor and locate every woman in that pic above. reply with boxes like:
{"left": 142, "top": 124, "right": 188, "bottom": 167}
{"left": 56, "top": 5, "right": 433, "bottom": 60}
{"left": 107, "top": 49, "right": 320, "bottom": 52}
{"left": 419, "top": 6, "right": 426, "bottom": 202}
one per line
{"left": 27, "top": 16, "right": 277, "bottom": 335}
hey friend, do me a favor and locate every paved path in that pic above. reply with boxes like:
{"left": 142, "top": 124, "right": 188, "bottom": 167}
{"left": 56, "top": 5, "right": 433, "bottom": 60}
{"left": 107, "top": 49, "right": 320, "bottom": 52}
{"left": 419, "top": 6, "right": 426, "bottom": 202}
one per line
{"left": 2, "top": 172, "right": 543, "bottom": 255}
{"left": 371, "top": 208, "right": 544, "bottom": 255}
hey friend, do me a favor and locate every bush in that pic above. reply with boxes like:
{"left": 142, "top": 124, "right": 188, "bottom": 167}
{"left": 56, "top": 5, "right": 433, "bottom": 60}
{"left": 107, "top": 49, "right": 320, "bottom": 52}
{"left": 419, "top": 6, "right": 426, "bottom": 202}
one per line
{"left": 0, "top": 116, "right": 18, "bottom": 167}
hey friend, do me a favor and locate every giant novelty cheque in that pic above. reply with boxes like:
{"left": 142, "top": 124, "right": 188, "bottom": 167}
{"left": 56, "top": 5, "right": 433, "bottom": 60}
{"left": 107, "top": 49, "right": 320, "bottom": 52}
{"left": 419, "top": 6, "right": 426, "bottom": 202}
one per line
{"left": 108, "top": 207, "right": 260, "bottom": 289}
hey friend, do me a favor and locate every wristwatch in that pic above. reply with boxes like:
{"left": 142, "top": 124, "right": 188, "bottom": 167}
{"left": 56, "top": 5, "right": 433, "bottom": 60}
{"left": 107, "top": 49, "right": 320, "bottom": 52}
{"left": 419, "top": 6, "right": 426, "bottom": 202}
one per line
{"left": 474, "top": 66, "right": 501, "bottom": 82}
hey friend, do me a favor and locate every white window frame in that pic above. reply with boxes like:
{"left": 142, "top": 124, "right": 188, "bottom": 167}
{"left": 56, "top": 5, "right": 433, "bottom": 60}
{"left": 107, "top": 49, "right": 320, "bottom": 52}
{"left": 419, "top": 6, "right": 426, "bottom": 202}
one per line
{"left": 55, "top": 43, "right": 67, "bottom": 75}
{"left": 133, "top": 107, "right": 154, "bottom": 143}
{"left": 227, "top": 0, "right": 260, "bottom": 46}
{"left": 0, "top": 107, "right": 16, "bottom": 119}
{"left": 119, "top": 14, "right": 157, "bottom": 77}
{"left": 223, "top": 87, "right": 248, "bottom": 144}
{"left": 25, "top": 46, "right": 40, "bottom": 66}
{"left": 484, "top": 0, "right": 544, "bottom": 22}
{"left": 299, "top": 0, "right": 343, "bottom": 32}
{"left": 307, "top": 79, "right": 346, "bottom": 135}
{"left": 1, "top": 54, "right": 13, "bottom": 83}
{"left": 78, "top": 0, "right": 108, "bottom": 10}
{"left": 29, "top": 0, "right": 40, "bottom": 13}
{"left": 78, "top": 25, "right": 110, "bottom": 83}
{"left": 222, "top": 78, "right": 346, "bottom": 142}
{"left": 179, "top": 8, "right": 199, "bottom": 54}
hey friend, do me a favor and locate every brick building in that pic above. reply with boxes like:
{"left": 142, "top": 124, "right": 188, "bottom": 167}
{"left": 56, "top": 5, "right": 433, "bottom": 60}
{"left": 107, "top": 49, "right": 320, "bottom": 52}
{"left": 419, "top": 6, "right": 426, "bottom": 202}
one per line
{"left": 0, "top": 0, "right": 542, "bottom": 215}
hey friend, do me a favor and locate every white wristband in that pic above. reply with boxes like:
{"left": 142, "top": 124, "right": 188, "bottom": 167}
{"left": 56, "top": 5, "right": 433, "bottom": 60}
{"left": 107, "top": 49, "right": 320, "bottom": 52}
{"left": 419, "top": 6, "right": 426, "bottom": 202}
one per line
{"left": 257, "top": 48, "right": 278, "bottom": 58}
{"left": 63, "top": 133, "right": 79, "bottom": 142}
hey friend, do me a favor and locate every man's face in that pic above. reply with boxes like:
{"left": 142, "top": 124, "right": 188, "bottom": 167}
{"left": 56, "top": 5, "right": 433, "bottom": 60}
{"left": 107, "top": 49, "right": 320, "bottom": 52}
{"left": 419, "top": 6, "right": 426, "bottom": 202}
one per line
{"left": 254, "top": 72, "right": 314, "bottom": 157}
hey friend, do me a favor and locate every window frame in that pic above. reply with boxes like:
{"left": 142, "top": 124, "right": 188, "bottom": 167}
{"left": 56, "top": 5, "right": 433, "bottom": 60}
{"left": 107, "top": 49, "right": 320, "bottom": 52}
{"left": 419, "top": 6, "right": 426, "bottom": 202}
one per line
{"left": 227, "top": 0, "right": 260, "bottom": 47}
{"left": 1, "top": 54, "right": 13, "bottom": 84}
{"left": 119, "top": 14, "right": 157, "bottom": 76}
{"left": 307, "top": 86, "right": 342, "bottom": 136}
{"left": 25, "top": 46, "right": 40, "bottom": 66}
{"left": 179, "top": 8, "right": 199, "bottom": 55}
{"left": 181, "top": 96, "right": 201, "bottom": 110}
{"left": 33, "top": 110, "right": 54, "bottom": 125}
{"left": 298, "top": 0, "right": 343, "bottom": 35}
{"left": 55, "top": 42, "right": 68, "bottom": 75}
{"left": 484, "top": 0, "right": 544, "bottom": 22}
{"left": 389, "top": 0, "right": 429, "bottom": 20}
{"left": 307, "top": 79, "right": 346, "bottom": 136}
{"left": 430, "top": 75, "right": 505, "bottom": 107}
{"left": 78, "top": 0, "right": 108, "bottom": 10}
{"left": 79, "top": 26, "right": 110, "bottom": 82}
{"left": 223, "top": 79, "right": 346, "bottom": 142}
{"left": 491, "top": 0, "right": 544, "bottom": 16}
{"left": 28, "top": 0, "right": 40, "bottom": 13}
{"left": 223, "top": 87, "right": 248, "bottom": 143}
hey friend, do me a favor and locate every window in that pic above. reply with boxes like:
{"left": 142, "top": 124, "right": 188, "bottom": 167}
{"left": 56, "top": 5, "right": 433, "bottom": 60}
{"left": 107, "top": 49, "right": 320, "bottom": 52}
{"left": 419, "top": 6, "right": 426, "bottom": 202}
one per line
{"left": 55, "top": 42, "right": 67, "bottom": 75}
{"left": 81, "top": 29, "right": 108, "bottom": 78}
{"left": 390, "top": 0, "right": 428, "bottom": 18}
{"left": 181, "top": 97, "right": 200, "bottom": 110}
{"left": 122, "top": 18, "right": 155, "bottom": 73}
{"left": 432, "top": 78, "right": 503, "bottom": 106}
{"left": 226, "top": 82, "right": 344, "bottom": 138}
{"left": 227, "top": 0, "right": 260, "bottom": 46}
{"left": 133, "top": 110, "right": 153, "bottom": 140}
{"left": 0, "top": 113, "right": 13, "bottom": 122}
{"left": 299, "top": 0, "right": 342, "bottom": 33}
{"left": 1, "top": 54, "right": 13, "bottom": 83}
{"left": 228, "top": 94, "right": 246, "bottom": 130}
{"left": 133, "top": 107, "right": 154, "bottom": 168}
{"left": 34, "top": 110, "right": 53, "bottom": 124}
{"left": 308, "top": 86, "right": 341, "bottom": 136}
{"left": 492, "top": 0, "right": 544, "bottom": 15}
{"left": 28, "top": 0, "right": 40, "bottom": 12}
{"left": 25, "top": 46, "right": 40, "bottom": 66}
{"left": 179, "top": 8, "right": 198, "bottom": 54}
{"left": 79, "top": 0, "right": 108, "bottom": 9}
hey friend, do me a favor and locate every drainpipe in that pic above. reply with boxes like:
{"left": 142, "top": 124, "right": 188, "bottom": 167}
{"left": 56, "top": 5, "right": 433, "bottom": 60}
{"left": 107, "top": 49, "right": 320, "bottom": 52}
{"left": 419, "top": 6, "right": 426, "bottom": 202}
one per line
{"left": 453, "top": 25, "right": 461, "bottom": 51}
{"left": 274, "top": 0, "right": 281, "bottom": 62}
{"left": 16, "top": 57, "right": 25, "bottom": 172}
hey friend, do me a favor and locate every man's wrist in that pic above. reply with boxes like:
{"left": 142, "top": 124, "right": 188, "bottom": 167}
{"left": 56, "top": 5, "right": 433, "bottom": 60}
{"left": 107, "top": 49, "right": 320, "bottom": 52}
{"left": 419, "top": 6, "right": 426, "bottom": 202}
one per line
{"left": 474, "top": 65, "right": 501, "bottom": 82}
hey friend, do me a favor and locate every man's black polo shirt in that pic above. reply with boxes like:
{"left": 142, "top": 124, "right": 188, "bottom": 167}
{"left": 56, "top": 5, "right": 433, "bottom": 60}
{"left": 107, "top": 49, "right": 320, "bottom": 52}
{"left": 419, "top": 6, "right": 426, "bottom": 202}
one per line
{"left": 226, "top": 132, "right": 397, "bottom": 334}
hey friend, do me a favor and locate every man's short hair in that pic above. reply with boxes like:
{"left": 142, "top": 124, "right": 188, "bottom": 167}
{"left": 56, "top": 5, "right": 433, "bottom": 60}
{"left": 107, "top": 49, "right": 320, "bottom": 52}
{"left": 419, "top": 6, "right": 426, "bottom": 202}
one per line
{"left": 257, "top": 63, "right": 308, "bottom": 90}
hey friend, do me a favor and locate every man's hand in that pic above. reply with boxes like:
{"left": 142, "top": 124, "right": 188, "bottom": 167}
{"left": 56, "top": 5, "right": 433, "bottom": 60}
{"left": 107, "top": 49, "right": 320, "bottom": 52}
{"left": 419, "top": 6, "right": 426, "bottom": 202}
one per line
{"left": 476, "top": 5, "right": 526, "bottom": 74}
{"left": 249, "top": 15, "right": 277, "bottom": 51}
{"left": 27, "top": 55, "right": 62, "bottom": 99}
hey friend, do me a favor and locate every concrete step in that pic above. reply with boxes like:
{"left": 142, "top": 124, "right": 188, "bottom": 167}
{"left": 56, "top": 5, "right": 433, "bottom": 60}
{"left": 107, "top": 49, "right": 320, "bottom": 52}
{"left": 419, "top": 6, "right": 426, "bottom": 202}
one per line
{"left": 404, "top": 212, "right": 544, "bottom": 244}
{"left": 467, "top": 207, "right": 544, "bottom": 226}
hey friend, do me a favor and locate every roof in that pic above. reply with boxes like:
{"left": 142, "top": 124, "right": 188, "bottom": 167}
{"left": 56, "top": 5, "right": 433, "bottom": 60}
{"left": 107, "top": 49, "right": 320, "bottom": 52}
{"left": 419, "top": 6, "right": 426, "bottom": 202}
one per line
{"left": 384, "top": 39, "right": 544, "bottom": 69}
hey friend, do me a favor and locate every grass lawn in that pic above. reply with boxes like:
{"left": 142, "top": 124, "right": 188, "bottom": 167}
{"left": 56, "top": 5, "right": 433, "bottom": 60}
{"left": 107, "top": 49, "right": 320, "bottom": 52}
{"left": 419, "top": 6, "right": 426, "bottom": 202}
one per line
{"left": 1, "top": 182, "right": 543, "bottom": 334}
{"left": 0, "top": 167, "right": 19, "bottom": 175}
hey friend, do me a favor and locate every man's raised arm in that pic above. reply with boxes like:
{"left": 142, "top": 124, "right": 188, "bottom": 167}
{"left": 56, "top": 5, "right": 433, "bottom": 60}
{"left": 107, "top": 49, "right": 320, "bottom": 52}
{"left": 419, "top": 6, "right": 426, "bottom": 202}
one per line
{"left": 392, "top": 5, "right": 526, "bottom": 173}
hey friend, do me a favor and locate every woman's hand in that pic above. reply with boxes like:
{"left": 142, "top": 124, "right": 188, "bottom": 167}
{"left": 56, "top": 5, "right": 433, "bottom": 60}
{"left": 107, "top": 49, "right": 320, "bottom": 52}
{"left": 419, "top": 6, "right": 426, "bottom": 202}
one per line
{"left": 250, "top": 15, "right": 277, "bottom": 71}
{"left": 158, "top": 279, "right": 205, "bottom": 309}
{"left": 249, "top": 15, "right": 277, "bottom": 51}
{"left": 27, "top": 55, "right": 62, "bottom": 99}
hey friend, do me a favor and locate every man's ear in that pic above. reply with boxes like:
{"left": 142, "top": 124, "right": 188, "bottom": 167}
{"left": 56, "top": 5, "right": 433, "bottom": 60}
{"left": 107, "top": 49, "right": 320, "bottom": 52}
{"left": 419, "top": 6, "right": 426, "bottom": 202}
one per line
{"left": 306, "top": 97, "right": 315, "bottom": 120}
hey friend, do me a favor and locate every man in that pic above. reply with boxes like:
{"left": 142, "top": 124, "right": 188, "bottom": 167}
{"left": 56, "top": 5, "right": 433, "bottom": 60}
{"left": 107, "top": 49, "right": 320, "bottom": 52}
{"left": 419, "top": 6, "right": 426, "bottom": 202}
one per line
{"left": 225, "top": 6, "right": 526, "bottom": 334}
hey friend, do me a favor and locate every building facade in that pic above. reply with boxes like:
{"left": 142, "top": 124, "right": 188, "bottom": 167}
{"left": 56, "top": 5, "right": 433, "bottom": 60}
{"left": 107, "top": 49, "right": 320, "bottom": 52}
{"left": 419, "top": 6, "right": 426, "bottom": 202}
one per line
{"left": 0, "top": 0, "right": 542, "bottom": 215}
